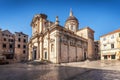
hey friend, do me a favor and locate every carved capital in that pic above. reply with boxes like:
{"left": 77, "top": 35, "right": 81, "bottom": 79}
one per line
{"left": 54, "top": 32, "right": 61, "bottom": 37}
{"left": 39, "top": 37, "right": 43, "bottom": 42}
{"left": 50, "top": 39, "right": 55, "bottom": 42}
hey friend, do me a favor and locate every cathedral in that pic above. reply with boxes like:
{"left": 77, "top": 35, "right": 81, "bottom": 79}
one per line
{"left": 28, "top": 10, "right": 95, "bottom": 63}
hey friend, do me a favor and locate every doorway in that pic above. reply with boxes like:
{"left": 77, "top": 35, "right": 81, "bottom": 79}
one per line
{"left": 34, "top": 50, "right": 37, "bottom": 59}
{"left": 104, "top": 55, "right": 107, "bottom": 59}
{"left": 33, "top": 47, "right": 37, "bottom": 60}
{"left": 44, "top": 52, "right": 47, "bottom": 59}
{"left": 84, "top": 52, "right": 87, "bottom": 60}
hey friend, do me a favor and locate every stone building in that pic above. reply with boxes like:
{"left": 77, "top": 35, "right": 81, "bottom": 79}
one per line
{"left": 76, "top": 27, "right": 95, "bottom": 59}
{"left": 100, "top": 29, "right": 120, "bottom": 60}
{"left": 94, "top": 40, "right": 100, "bottom": 59}
{"left": 0, "top": 29, "right": 14, "bottom": 60}
{"left": 28, "top": 10, "right": 95, "bottom": 63}
{"left": 0, "top": 29, "right": 28, "bottom": 62}
{"left": 14, "top": 32, "right": 28, "bottom": 62}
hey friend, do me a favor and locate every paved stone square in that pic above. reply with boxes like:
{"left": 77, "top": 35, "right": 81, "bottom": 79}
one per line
{"left": 0, "top": 60, "right": 120, "bottom": 80}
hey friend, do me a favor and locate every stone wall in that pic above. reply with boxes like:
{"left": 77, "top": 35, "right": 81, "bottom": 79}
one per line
{"left": 77, "top": 47, "right": 83, "bottom": 61}
{"left": 61, "top": 44, "right": 68, "bottom": 62}
{"left": 14, "top": 32, "right": 28, "bottom": 62}
{"left": 69, "top": 46, "right": 76, "bottom": 62}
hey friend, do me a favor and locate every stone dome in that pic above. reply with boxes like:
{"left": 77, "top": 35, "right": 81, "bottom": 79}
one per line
{"left": 66, "top": 16, "right": 78, "bottom": 22}
{"left": 65, "top": 9, "right": 78, "bottom": 23}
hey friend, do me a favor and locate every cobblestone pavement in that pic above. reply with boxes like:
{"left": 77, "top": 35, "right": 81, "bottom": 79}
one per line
{"left": 0, "top": 63, "right": 59, "bottom": 80}
{"left": 68, "top": 60, "right": 120, "bottom": 80}
{"left": 0, "top": 60, "right": 120, "bottom": 80}
{"left": 71, "top": 69, "right": 120, "bottom": 80}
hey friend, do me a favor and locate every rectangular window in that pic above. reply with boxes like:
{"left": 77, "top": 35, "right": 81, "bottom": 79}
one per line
{"left": 119, "top": 33, "right": 120, "bottom": 37}
{"left": 11, "top": 39, "right": 13, "bottom": 42}
{"left": 23, "top": 50, "right": 26, "bottom": 54}
{"left": 23, "top": 45, "right": 26, "bottom": 49}
{"left": 103, "top": 37, "right": 106, "bottom": 41}
{"left": 111, "top": 35, "right": 114, "bottom": 39}
{"left": 2, "top": 34, "right": 4, "bottom": 36}
{"left": 6, "top": 54, "right": 13, "bottom": 59}
{"left": 111, "top": 55, "right": 115, "bottom": 59}
{"left": 23, "top": 39, "right": 26, "bottom": 43}
{"left": 18, "top": 44, "right": 20, "bottom": 48}
{"left": 4, "top": 38, "right": 6, "bottom": 41}
{"left": 9, "top": 44, "right": 13, "bottom": 48}
{"left": 111, "top": 44, "right": 114, "bottom": 48}
{"left": 104, "top": 44, "right": 107, "bottom": 49}
{"left": 3, "top": 44, "right": 6, "bottom": 48}
{"left": 18, "top": 38, "right": 21, "bottom": 42}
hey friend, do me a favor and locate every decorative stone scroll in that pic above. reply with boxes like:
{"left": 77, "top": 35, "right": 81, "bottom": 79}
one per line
{"left": 50, "top": 39, "right": 55, "bottom": 42}
{"left": 77, "top": 41, "right": 82, "bottom": 48}
{"left": 83, "top": 42, "right": 87, "bottom": 48}
{"left": 61, "top": 38, "right": 68, "bottom": 45}
{"left": 70, "top": 39, "right": 76, "bottom": 46}
{"left": 60, "top": 35, "right": 68, "bottom": 45}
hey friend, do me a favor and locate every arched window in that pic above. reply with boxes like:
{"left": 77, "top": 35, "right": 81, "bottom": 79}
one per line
{"left": 51, "top": 44, "right": 54, "bottom": 52}
{"left": 71, "top": 25, "right": 73, "bottom": 30}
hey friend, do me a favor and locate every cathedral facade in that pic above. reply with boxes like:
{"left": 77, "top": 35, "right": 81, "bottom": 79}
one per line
{"left": 28, "top": 10, "right": 95, "bottom": 63}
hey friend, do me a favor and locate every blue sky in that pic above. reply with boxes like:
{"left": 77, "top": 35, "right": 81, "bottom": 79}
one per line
{"left": 0, "top": 0, "right": 120, "bottom": 40}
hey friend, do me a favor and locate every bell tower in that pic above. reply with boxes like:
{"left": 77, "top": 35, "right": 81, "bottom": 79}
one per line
{"left": 31, "top": 14, "right": 47, "bottom": 35}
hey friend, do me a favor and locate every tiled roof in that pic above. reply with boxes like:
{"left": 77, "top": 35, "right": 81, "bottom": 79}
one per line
{"left": 100, "top": 29, "right": 120, "bottom": 37}
{"left": 15, "top": 32, "right": 28, "bottom": 36}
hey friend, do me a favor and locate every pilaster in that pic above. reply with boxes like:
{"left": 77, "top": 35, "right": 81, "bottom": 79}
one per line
{"left": 37, "top": 39, "right": 40, "bottom": 59}
{"left": 47, "top": 32, "right": 50, "bottom": 60}
{"left": 75, "top": 39, "right": 77, "bottom": 61}
{"left": 28, "top": 45, "right": 32, "bottom": 60}
{"left": 55, "top": 31, "right": 60, "bottom": 63}
{"left": 67, "top": 36, "right": 69, "bottom": 62}
{"left": 39, "top": 18, "right": 43, "bottom": 33}
{"left": 39, "top": 37, "right": 43, "bottom": 60}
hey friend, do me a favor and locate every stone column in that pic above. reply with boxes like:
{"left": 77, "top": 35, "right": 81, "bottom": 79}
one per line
{"left": 39, "top": 37, "right": 43, "bottom": 60}
{"left": 67, "top": 36, "right": 69, "bottom": 62}
{"left": 28, "top": 44, "right": 32, "bottom": 60}
{"left": 47, "top": 32, "right": 50, "bottom": 60}
{"left": 37, "top": 40, "right": 40, "bottom": 60}
{"left": 55, "top": 32, "right": 60, "bottom": 63}
{"left": 82, "top": 42, "right": 84, "bottom": 60}
{"left": 75, "top": 40, "right": 77, "bottom": 62}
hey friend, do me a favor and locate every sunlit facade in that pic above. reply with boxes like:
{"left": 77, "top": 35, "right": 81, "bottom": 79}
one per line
{"left": 100, "top": 29, "right": 120, "bottom": 60}
{"left": 28, "top": 10, "right": 95, "bottom": 63}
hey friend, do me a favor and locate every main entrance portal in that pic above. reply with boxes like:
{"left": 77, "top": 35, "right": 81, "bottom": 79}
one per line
{"left": 84, "top": 52, "right": 87, "bottom": 60}
{"left": 33, "top": 47, "right": 37, "bottom": 60}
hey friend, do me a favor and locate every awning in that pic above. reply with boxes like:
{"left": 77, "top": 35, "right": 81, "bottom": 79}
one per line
{"left": 102, "top": 52, "right": 116, "bottom": 55}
